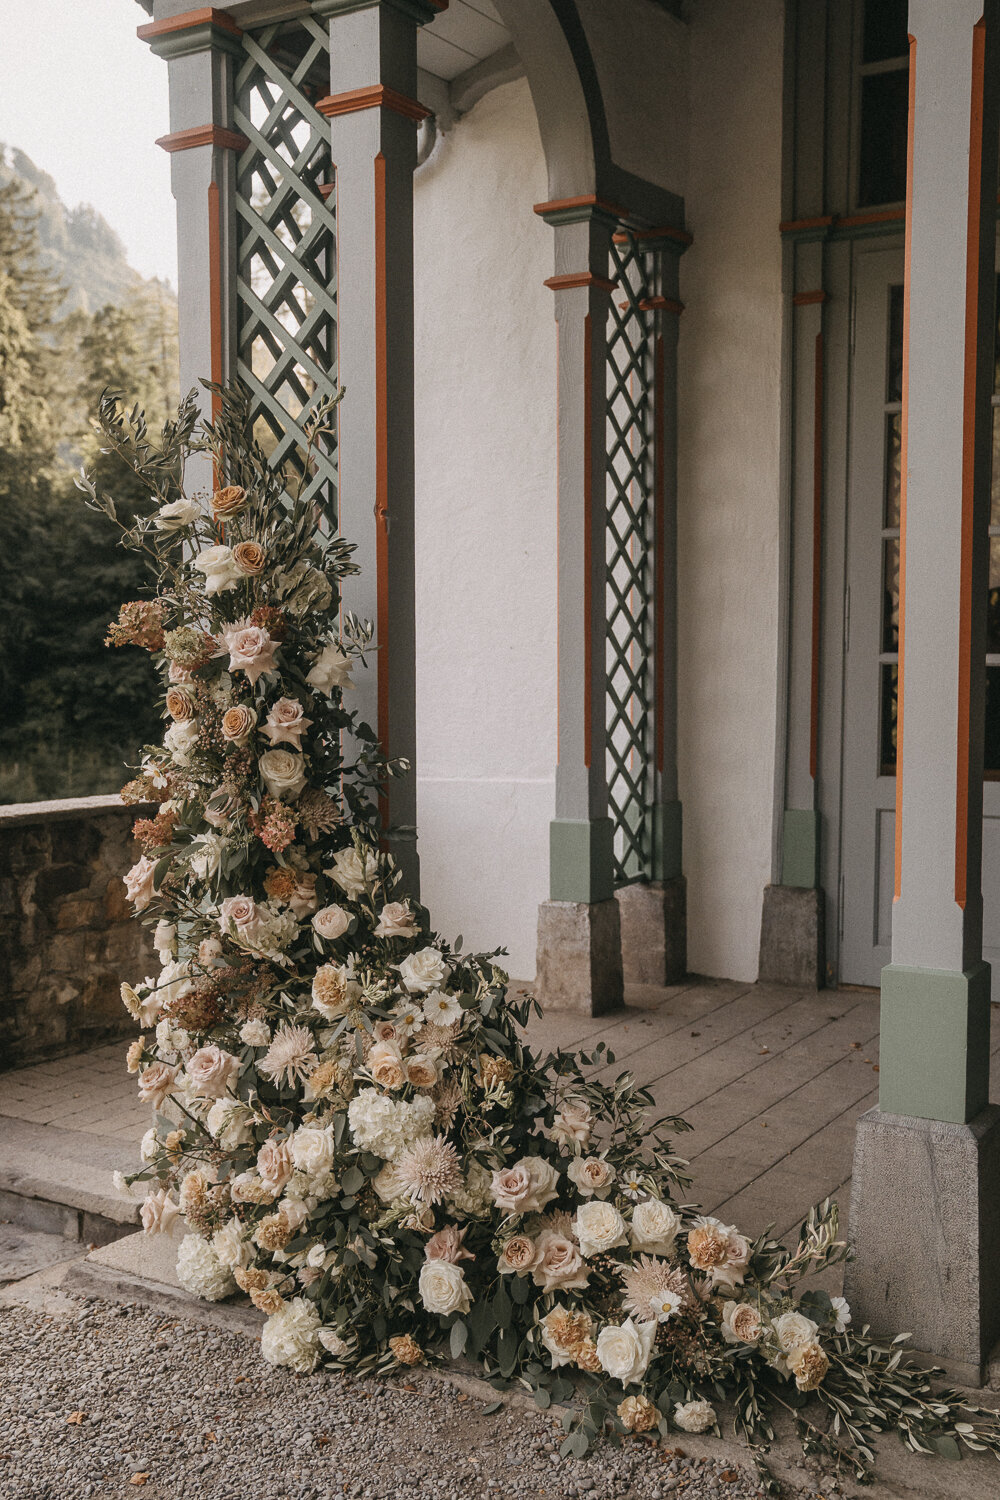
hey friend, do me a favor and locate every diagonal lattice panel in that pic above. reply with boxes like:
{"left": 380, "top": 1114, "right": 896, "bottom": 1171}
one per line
{"left": 606, "top": 228, "right": 658, "bottom": 885}
{"left": 233, "top": 17, "right": 337, "bottom": 520}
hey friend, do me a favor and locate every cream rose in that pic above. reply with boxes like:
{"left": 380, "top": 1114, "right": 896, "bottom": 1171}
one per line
{"left": 290, "top": 1125, "right": 337, "bottom": 1180}
{"left": 490, "top": 1156, "right": 560, "bottom": 1215}
{"left": 374, "top": 901, "right": 419, "bottom": 938}
{"left": 220, "top": 894, "right": 267, "bottom": 944}
{"left": 123, "top": 855, "right": 158, "bottom": 911}
{"left": 186, "top": 1045, "right": 239, "bottom": 1100}
{"left": 140, "top": 1188, "right": 180, "bottom": 1236}
{"left": 498, "top": 1234, "right": 537, "bottom": 1276}
{"left": 306, "top": 641, "right": 354, "bottom": 694}
{"left": 193, "top": 543, "right": 242, "bottom": 594}
{"left": 721, "top": 1300, "right": 764, "bottom": 1344}
{"left": 531, "top": 1230, "right": 590, "bottom": 1292}
{"left": 154, "top": 497, "right": 200, "bottom": 530}
{"left": 312, "top": 904, "right": 351, "bottom": 941}
{"left": 418, "top": 1259, "right": 472, "bottom": 1316}
{"left": 260, "top": 747, "right": 306, "bottom": 800}
{"left": 567, "top": 1156, "right": 616, "bottom": 1199}
{"left": 262, "top": 697, "right": 311, "bottom": 749}
{"left": 327, "top": 846, "right": 378, "bottom": 896}
{"left": 224, "top": 623, "right": 278, "bottom": 684}
{"left": 164, "top": 719, "right": 199, "bottom": 765}
{"left": 369, "top": 1041, "right": 406, "bottom": 1090}
{"left": 550, "top": 1098, "right": 593, "bottom": 1148}
{"left": 630, "top": 1198, "right": 682, "bottom": 1256}
{"left": 772, "top": 1310, "right": 819, "bottom": 1355}
{"left": 596, "top": 1318, "right": 656, "bottom": 1386}
{"left": 575, "top": 1200, "right": 628, "bottom": 1258}
{"left": 221, "top": 704, "right": 257, "bottom": 744}
{"left": 398, "top": 946, "right": 449, "bottom": 994}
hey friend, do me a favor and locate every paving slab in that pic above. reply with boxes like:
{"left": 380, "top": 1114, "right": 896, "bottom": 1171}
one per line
{"left": 0, "top": 1225, "right": 85, "bottom": 1284}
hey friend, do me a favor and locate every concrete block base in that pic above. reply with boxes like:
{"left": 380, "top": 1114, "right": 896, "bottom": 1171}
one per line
{"left": 616, "top": 878, "right": 687, "bottom": 985}
{"left": 758, "top": 884, "right": 825, "bottom": 988}
{"left": 535, "top": 898, "right": 624, "bottom": 1016}
{"left": 846, "top": 1104, "right": 1000, "bottom": 1384}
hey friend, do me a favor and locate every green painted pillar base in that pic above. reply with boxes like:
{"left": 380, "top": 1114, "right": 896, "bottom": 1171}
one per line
{"left": 651, "top": 800, "right": 683, "bottom": 882}
{"left": 781, "top": 808, "right": 820, "bottom": 889}
{"left": 879, "top": 961, "right": 992, "bottom": 1123}
{"left": 549, "top": 818, "right": 615, "bottom": 904}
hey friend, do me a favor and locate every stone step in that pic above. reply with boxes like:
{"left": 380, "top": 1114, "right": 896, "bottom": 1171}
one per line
{"left": 0, "top": 1115, "right": 140, "bottom": 1245}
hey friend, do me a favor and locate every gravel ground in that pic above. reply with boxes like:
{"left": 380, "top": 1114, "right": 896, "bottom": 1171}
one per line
{"left": 0, "top": 1296, "right": 832, "bottom": 1500}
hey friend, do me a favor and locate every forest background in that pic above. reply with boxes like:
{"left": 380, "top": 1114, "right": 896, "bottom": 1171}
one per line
{"left": 0, "top": 144, "right": 179, "bottom": 803}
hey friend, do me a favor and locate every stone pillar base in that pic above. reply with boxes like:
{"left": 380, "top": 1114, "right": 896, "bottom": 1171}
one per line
{"left": 535, "top": 899, "right": 624, "bottom": 1016}
{"left": 845, "top": 1104, "right": 1000, "bottom": 1385}
{"left": 758, "top": 884, "right": 825, "bottom": 988}
{"left": 616, "top": 878, "right": 687, "bottom": 986}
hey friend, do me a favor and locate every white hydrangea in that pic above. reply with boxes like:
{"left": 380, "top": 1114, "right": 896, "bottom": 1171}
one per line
{"left": 175, "top": 1232, "right": 237, "bottom": 1302}
{"left": 347, "top": 1088, "right": 435, "bottom": 1161}
{"left": 448, "top": 1160, "right": 493, "bottom": 1218}
{"left": 260, "top": 1296, "right": 322, "bottom": 1374}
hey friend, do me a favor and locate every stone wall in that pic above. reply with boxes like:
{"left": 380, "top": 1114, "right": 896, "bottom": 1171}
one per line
{"left": 0, "top": 796, "right": 153, "bottom": 1070}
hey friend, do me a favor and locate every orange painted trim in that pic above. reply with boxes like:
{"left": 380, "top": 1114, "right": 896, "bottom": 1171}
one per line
{"left": 156, "top": 124, "right": 248, "bottom": 154}
{"left": 838, "top": 208, "right": 905, "bottom": 229}
{"left": 779, "top": 215, "right": 835, "bottom": 234}
{"left": 793, "top": 289, "right": 828, "bottom": 306}
{"left": 317, "top": 86, "right": 430, "bottom": 124}
{"left": 583, "top": 313, "right": 593, "bottom": 771}
{"left": 544, "top": 272, "right": 615, "bottom": 293}
{"left": 654, "top": 334, "right": 666, "bottom": 775}
{"left": 956, "top": 19, "right": 988, "bottom": 910}
{"left": 809, "top": 332, "right": 824, "bottom": 781}
{"left": 533, "top": 193, "right": 628, "bottom": 219}
{"left": 137, "top": 7, "right": 241, "bottom": 41}
{"left": 894, "top": 35, "right": 917, "bottom": 904}
{"left": 374, "top": 152, "right": 390, "bottom": 826}
{"left": 639, "top": 295, "right": 684, "bottom": 315}
{"left": 612, "top": 226, "right": 693, "bottom": 247}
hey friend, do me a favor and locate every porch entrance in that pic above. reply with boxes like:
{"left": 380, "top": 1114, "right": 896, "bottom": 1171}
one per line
{"left": 839, "top": 245, "right": 1000, "bottom": 990}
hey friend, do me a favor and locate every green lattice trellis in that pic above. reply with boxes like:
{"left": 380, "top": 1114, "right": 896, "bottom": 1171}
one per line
{"left": 606, "top": 228, "right": 658, "bottom": 885}
{"left": 234, "top": 17, "right": 338, "bottom": 517}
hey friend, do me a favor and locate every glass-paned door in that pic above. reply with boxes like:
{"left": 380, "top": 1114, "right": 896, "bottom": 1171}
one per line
{"left": 840, "top": 247, "right": 1000, "bottom": 990}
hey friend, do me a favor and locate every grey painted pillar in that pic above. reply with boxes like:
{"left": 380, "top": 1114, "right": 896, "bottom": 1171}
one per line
{"left": 847, "top": 0, "right": 1000, "bottom": 1382}
{"left": 139, "top": 7, "right": 244, "bottom": 496}
{"left": 316, "top": 0, "right": 437, "bottom": 899}
{"left": 534, "top": 205, "right": 623, "bottom": 1015}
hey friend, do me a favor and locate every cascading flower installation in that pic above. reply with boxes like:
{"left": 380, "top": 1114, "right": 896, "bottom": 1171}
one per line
{"left": 91, "top": 384, "right": 1000, "bottom": 1486}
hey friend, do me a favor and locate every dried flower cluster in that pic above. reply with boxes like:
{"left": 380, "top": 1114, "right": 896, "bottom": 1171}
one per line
{"left": 91, "top": 385, "right": 1000, "bottom": 1485}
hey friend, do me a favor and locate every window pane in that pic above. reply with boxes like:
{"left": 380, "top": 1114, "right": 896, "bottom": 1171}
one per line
{"left": 859, "top": 69, "right": 909, "bottom": 207}
{"left": 987, "top": 668, "right": 1000, "bottom": 777}
{"left": 880, "top": 662, "right": 898, "bottom": 776}
{"left": 887, "top": 284, "right": 904, "bottom": 402}
{"left": 884, "top": 412, "right": 902, "bottom": 528}
{"left": 882, "top": 537, "right": 899, "bottom": 652}
{"left": 863, "top": 0, "right": 908, "bottom": 64}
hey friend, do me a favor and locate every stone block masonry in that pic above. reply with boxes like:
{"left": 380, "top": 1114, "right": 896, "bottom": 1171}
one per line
{"left": 0, "top": 797, "right": 154, "bottom": 1070}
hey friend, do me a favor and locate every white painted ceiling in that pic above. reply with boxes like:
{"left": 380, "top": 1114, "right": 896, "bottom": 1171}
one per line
{"left": 418, "top": 0, "right": 511, "bottom": 83}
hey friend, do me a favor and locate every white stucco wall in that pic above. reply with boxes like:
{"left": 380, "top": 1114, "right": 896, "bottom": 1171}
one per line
{"left": 413, "top": 79, "right": 556, "bottom": 981}
{"left": 676, "top": 0, "right": 785, "bottom": 980}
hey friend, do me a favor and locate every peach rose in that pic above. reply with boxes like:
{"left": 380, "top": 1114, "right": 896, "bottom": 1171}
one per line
{"left": 256, "top": 1137, "right": 293, "bottom": 1195}
{"left": 221, "top": 704, "right": 257, "bottom": 744}
{"left": 233, "top": 541, "right": 266, "bottom": 575}
{"left": 137, "top": 1061, "right": 177, "bottom": 1108}
{"left": 123, "top": 855, "right": 158, "bottom": 911}
{"left": 373, "top": 901, "right": 419, "bottom": 939}
{"left": 223, "top": 623, "right": 278, "bottom": 685}
{"left": 405, "top": 1053, "right": 439, "bottom": 1089}
{"left": 369, "top": 1041, "right": 406, "bottom": 1090}
{"left": 262, "top": 697, "right": 312, "bottom": 750}
{"left": 497, "top": 1234, "right": 537, "bottom": 1276}
{"left": 165, "top": 686, "right": 196, "bottom": 721}
{"left": 220, "top": 894, "right": 265, "bottom": 940}
{"left": 212, "top": 484, "right": 248, "bottom": 516}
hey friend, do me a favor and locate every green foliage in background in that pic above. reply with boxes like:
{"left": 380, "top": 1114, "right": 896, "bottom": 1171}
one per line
{"left": 0, "top": 148, "right": 179, "bottom": 802}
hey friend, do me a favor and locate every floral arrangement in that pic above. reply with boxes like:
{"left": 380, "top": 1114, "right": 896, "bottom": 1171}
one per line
{"left": 90, "top": 385, "right": 1000, "bottom": 1488}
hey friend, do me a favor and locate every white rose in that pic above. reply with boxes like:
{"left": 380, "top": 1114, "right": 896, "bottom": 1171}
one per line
{"left": 306, "top": 642, "right": 355, "bottom": 694}
{"left": 189, "top": 832, "right": 227, "bottom": 882}
{"left": 630, "top": 1198, "right": 682, "bottom": 1256}
{"left": 153, "top": 920, "right": 176, "bottom": 961}
{"left": 550, "top": 1098, "right": 593, "bottom": 1148}
{"left": 154, "top": 496, "right": 201, "bottom": 530}
{"left": 260, "top": 1297, "right": 321, "bottom": 1374}
{"left": 185, "top": 1045, "right": 239, "bottom": 1100}
{"left": 139, "top": 1127, "right": 158, "bottom": 1163}
{"left": 674, "top": 1399, "right": 716, "bottom": 1433}
{"left": 575, "top": 1200, "right": 628, "bottom": 1258}
{"left": 596, "top": 1317, "right": 656, "bottom": 1386}
{"left": 206, "top": 1099, "right": 253, "bottom": 1148}
{"left": 772, "top": 1310, "right": 819, "bottom": 1354}
{"left": 567, "top": 1156, "right": 616, "bottom": 1199}
{"left": 418, "top": 1259, "right": 472, "bottom": 1316}
{"left": 259, "top": 747, "right": 306, "bottom": 800}
{"left": 140, "top": 1188, "right": 180, "bottom": 1236}
{"left": 398, "top": 947, "right": 449, "bottom": 994}
{"left": 326, "top": 846, "right": 378, "bottom": 896}
{"left": 374, "top": 901, "right": 418, "bottom": 938}
{"left": 155, "top": 1018, "right": 189, "bottom": 1055}
{"left": 290, "top": 1125, "right": 337, "bottom": 1180}
{"left": 212, "top": 1217, "right": 253, "bottom": 1270}
{"left": 164, "top": 719, "right": 199, "bottom": 766}
{"left": 193, "top": 543, "right": 242, "bottom": 595}
{"left": 312, "top": 904, "right": 351, "bottom": 941}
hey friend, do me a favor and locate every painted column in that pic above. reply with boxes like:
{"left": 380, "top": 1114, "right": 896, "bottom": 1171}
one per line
{"left": 315, "top": 0, "right": 440, "bottom": 900}
{"left": 847, "top": 0, "right": 1000, "bottom": 1381}
{"left": 533, "top": 201, "right": 624, "bottom": 1015}
{"left": 138, "top": 6, "right": 245, "bottom": 496}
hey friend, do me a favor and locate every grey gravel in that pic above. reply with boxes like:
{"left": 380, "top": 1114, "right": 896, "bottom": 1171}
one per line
{"left": 0, "top": 1297, "right": 789, "bottom": 1500}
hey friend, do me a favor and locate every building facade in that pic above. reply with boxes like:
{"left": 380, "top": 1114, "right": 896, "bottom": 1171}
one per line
{"left": 136, "top": 0, "right": 1000, "bottom": 1378}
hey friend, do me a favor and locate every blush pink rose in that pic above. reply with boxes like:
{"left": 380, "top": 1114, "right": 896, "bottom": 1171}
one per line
{"left": 223, "top": 623, "right": 278, "bottom": 685}
{"left": 424, "top": 1225, "right": 474, "bottom": 1263}
{"left": 256, "top": 1137, "right": 293, "bottom": 1195}
{"left": 220, "top": 895, "right": 266, "bottom": 943}
{"left": 262, "top": 697, "right": 312, "bottom": 750}
{"left": 186, "top": 1045, "right": 239, "bottom": 1099}
{"left": 531, "top": 1230, "right": 590, "bottom": 1292}
{"left": 123, "top": 855, "right": 158, "bottom": 911}
{"left": 137, "top": 1062, "right": 177, "bottom": 1108}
